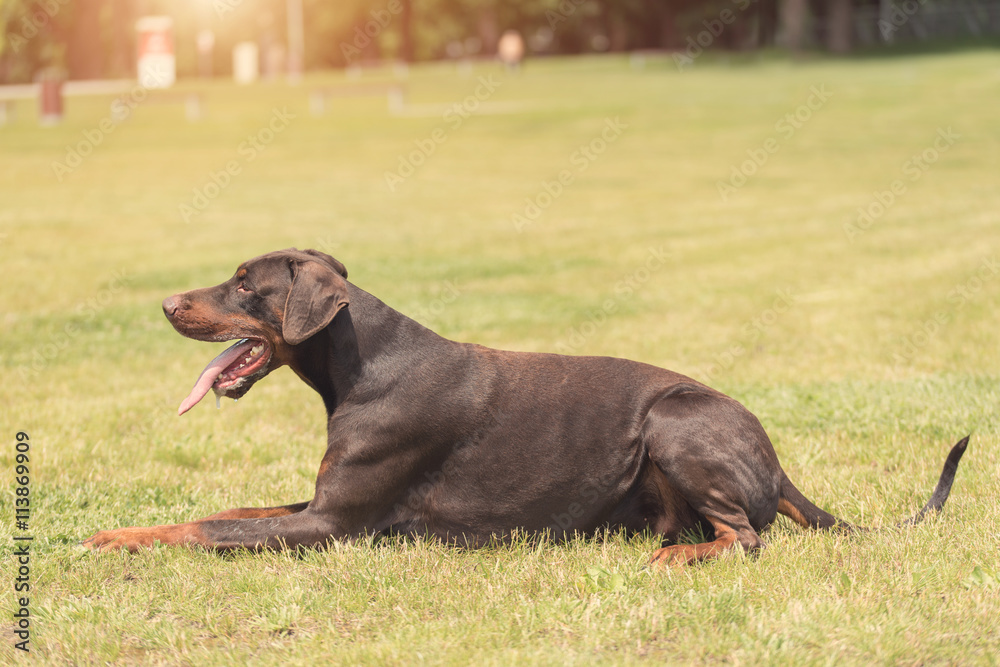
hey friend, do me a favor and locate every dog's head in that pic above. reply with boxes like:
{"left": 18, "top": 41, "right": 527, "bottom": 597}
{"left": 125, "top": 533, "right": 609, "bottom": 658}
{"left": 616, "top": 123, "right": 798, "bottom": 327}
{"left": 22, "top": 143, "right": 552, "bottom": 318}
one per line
{"left": 163, "top": 248, "right": 349, "bottom": 415}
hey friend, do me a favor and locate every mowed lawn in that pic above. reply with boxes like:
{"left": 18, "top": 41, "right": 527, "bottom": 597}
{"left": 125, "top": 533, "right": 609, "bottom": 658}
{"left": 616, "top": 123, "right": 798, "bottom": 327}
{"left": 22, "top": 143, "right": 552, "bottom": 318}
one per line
{"left": 1, "top": 50, "right": 999, "bottom": 664}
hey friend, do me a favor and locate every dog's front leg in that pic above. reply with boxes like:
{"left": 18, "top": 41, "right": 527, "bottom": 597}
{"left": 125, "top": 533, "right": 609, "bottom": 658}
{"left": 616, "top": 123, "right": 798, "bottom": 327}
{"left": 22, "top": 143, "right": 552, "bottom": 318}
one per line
{"left": 82, "top": 509, "right": 340, "bottom": 552}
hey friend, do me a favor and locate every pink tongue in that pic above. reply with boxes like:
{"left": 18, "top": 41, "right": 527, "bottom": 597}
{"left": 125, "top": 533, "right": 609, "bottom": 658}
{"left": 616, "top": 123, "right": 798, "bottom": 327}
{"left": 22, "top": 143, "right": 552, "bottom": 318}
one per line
{"left": 177, "top": 339, "right": 256, "bottom": 416}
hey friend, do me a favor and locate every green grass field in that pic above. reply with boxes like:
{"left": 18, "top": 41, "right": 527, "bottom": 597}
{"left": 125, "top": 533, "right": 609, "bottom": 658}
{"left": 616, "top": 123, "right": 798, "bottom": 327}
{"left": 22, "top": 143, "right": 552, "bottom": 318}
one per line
{"left": 2, "top": 50, "right": 999, "bottom": 664}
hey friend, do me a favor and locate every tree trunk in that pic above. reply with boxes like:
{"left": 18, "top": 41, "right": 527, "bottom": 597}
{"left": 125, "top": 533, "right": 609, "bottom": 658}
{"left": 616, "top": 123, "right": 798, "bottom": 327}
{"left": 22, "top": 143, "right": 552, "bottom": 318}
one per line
{"left": 826, "top": 0, "right": 853, "bottom": 53}
{"left": 109, "top": 0, "right": 134, "bottom": 78}
{"left": 659, "top": 4, "right": 677, "bottom": 49}
{"left": 758, "top": 0, "right": 780, "bottom": 47}
{"left": 399, "top": 0, "right": 414, "bottom": 61}
{"left": 639, "top": 0, "right": 661, "bottom": 49}
{"left": 780, "top": 0, "right": 809, "bottom": 53}
{"left": 66, "top": 0, "right": 105, "bottom": 80}
{"left": 477, "top": 4, "right": 499, "bottom": 56}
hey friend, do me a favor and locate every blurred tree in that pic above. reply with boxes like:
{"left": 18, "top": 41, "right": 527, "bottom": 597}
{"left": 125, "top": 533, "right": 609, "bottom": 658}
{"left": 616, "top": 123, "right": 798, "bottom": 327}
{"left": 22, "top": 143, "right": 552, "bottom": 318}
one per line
{"left": 4, "top": 0, "right": 999, "bottom": 82}
{"left": 780, "top": 0, "right": 808, "bottom": 52}
{"left": 400, "top": 0, "right": 414, "bottom": 60}
{"left": 757, "top": 0, "right": 779, "bottom": 47}
{"left": 110, "top": 0, "right": 136, "bottom": 77}
{"left": 826, "top": 0, "right": 851, "bottom": 52}
{"left": 66, "top": 0, "right": 104, "bottom": 79}
{"left": 1, "top": 0, "right": 67, "bottom": 80}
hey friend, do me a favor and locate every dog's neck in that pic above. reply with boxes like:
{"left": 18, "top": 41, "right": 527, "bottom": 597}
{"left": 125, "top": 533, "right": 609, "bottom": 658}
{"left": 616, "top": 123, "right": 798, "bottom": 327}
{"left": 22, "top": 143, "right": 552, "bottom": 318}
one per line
{"left": 288, "top": 283, "right": 449, "bottom": 415}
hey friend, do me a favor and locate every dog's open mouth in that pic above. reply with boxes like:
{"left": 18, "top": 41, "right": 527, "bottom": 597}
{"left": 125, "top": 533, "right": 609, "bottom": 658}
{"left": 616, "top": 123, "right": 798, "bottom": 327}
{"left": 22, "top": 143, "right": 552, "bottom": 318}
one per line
{"left": 177, "top": 338, "right": 273, "bottom": 415}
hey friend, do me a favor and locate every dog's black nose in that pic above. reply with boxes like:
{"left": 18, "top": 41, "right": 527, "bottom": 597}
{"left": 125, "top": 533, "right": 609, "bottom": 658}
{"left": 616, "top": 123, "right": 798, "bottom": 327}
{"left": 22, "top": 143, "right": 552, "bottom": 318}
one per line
{"left": 162, "top": 296, "right": 179, "bottom": 318}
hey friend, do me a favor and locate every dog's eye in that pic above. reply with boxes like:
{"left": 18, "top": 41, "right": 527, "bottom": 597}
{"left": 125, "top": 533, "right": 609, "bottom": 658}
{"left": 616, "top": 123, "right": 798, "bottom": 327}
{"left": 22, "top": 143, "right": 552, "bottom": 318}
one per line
{"left": 238, "top": 282, "right": 252, "bottom": 294}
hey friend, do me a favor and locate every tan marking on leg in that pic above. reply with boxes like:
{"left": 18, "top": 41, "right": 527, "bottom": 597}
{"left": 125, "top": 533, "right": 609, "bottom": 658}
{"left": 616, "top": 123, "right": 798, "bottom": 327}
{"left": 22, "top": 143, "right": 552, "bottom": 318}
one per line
{"left": 649, "top": 517, "right": 761, "bottom": 567}
{"left": 777, "top": 497, "right": 810, "bottom": 528}
{"left": 83, "top": 523, "right": 210, "bottom": 552}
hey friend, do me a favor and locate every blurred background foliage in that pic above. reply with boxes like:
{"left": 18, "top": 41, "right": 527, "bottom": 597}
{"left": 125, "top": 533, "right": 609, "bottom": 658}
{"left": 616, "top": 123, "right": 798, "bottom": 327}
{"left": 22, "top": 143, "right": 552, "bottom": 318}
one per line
{"left": 1, "top": 0, "right": 998, "bottom": 83}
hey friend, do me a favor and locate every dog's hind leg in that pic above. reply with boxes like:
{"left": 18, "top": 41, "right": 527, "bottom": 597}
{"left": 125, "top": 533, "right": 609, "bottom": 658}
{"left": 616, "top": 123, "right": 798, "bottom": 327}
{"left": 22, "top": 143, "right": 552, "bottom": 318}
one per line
{"left": 641, "top": 384, "right": 782, "bottom": 566}
{"left": 649, "top": 511, "right": 765, "bottom": 566}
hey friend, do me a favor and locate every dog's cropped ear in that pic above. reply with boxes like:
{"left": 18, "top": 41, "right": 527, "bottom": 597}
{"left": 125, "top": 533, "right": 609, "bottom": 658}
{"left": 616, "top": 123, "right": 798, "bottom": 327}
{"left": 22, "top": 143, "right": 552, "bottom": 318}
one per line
{"left": 283, "top": 259, "right": 350, "bottom": 345}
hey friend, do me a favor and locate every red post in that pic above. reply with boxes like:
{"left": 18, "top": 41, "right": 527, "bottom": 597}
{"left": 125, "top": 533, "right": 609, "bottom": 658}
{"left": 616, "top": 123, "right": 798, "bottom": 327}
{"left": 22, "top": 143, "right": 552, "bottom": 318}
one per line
{"left": 38, "top": 70, "right": 64, "bottom": 125}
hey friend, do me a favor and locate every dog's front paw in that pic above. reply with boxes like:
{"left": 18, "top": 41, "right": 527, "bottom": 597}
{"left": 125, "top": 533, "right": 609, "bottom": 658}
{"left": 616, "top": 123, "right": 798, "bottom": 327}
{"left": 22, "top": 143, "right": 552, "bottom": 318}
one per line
{"left": 648, "top": 545, "right": 693, "bottom": 567}
{"left": 83, "top": 527, "right": 168, "bottom": 552}
{"left": 82, "top": 528, "right": 133, "bottom": 552}
{"left": 83, "top": 524, "right": 204, "bottom": 552}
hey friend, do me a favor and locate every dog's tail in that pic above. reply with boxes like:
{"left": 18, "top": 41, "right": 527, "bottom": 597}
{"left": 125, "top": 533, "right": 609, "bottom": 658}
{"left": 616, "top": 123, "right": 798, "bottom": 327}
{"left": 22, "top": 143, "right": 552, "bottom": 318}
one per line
{"left": 777, "top": 436, "right": 969, "bottom": 532}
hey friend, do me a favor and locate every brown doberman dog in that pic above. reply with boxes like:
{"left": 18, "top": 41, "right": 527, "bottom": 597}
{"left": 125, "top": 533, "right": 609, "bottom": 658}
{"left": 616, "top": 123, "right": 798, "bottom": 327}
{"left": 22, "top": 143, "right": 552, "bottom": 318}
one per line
{"left": 84, "top": 248, "right": 969, "bottom": 564}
